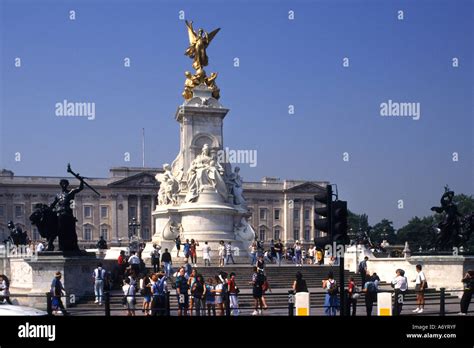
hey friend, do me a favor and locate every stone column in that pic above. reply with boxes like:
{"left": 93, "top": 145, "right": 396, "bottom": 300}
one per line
{"left": 118, "top": 194, "right": 129, "bottom": 242}
{"left": 137, "top": 195, "right": 142, "bottom": 239}
{"left": 110, "top": 194, "right": 118, "bottom": 243}
{"left": 300, "top": 202, "right": 304, "bottom": 242}
{"left": 150, "top": 195, "right": 155, "bottom": 238}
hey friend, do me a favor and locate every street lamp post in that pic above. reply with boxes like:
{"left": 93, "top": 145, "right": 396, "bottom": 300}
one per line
{"left": 128, "top": 218, "right": 141, "bottom": 253}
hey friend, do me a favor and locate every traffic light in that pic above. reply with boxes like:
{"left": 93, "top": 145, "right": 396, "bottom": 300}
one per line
{"left": 314, "top": 185, "right": 332, "bottom": 240}
{"left": 332, "top": 200, "right": 348, "bottom": 244}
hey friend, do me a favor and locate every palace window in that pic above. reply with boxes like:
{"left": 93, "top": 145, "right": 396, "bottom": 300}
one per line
{"left": 293, "top": 209, "right": 299, "bottom": 221}
{"left": 274, "top": 229, "right": 280, "bottom": 241}
{"left": 259, "top": 227, "right": 266, "bottom": 241}
{"left": 100, "top": 228, "right": 108, "bottom": 240}
{"left": 304, "top": 228, "right": 310, "bottom": 241}
{"left": 259, "top": 208, "right": 266, "bottom": 220}
{"left": 293, "top": 228, "right": 300, "bottom": 241}
{"left": 274, "top": 209, "right": 280, "bottom": 220}
{"left": 100, "top": 206, "right": 108, "bottom": 218}
{"left": 84, "top": 206, "right": 92, "bottom": 219}
{"left": 129, "top": 206, "right": 137, "bottom": 219}
{"left": 32, "top": 227, "right": 40, "bottom": 241}
{"left": 84, "top": 227, "right": 92, "bottom": 241}
{"left": 142, "top": 227, "right": 150, "bottom": 241}
{"left": 14, "top": 205, "right": 23, "bottom": 218}
{"left": 143, "top": 206, "right": 149, "bottom": 223}
{"left": 304, "top": 209, "right": 310, "bottom": 220}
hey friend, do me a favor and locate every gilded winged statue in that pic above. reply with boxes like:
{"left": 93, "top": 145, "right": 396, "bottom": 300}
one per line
{"left": 184, "top": 20, "right": 220, "bottom": 70}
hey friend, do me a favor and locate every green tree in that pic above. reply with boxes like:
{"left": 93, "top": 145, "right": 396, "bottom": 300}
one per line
{"left": 370, "top": 219, "right": 397, "bottom": 244}
{"left": 396, "top": 216, "right": 436, "bottom": 250}
{"left": 347, "top": 210, "right": 369, "bottom": 235}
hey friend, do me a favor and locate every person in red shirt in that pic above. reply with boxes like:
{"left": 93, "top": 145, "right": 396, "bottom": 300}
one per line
{"left": 347, "top": 276, "right": 358, "bottom": 316}
{"left": 227, "top": 272, "right": 239, "bottom": 316}
{"left": 117, "top": 250, "right": 128, "bottom": 284}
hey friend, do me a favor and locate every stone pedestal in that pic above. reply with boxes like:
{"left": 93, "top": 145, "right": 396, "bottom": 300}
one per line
{"left": 8, "top": 252, "right": 99, "bottom": 308}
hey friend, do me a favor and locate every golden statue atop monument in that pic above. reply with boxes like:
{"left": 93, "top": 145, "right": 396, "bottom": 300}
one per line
{"left": 182, "top": 20, "right": 221, "bottom": 100}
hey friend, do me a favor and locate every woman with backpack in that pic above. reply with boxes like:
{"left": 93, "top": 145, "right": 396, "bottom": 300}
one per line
{"left": 122, "top": 278, "right": 136, "bottom": 316}
{"left": 323, "top": 271, "right": 339, "bottom": 316}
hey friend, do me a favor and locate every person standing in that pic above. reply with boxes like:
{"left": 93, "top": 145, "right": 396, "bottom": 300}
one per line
{"left": 227, "top": 272, "right": 239, "bottom": 316}
{"left": 249, "top": 241, "right": 258, "bottom": 266}
{"left": 363, "top": 275, "right": 377, "bottom": 316}
{"left": 128, "top": 251, "right": 140, "bottom": 275}
{"left": 92, "top": 263, "right": 106, "bottom": 305}
{"left": 323, "top": 271, "right": 339, "bottom": 316}
{"left": 218, "top": 240, "right": 226, "bottom": 267}
{"left": 151, "top": 272, "right": 167, "bottom": 316}
{"left": 358, "top": 256, "right": 369, "bottom": 288}
{"left": 392, "top": 269, "right": 408, "bottom": 316}
{"left": 225, "top": 241, "right": 235, "bottom": 265}
{"left": 183, "top": 239, "right": 191, "bottom": 263}
{"left": 0, "top": 275, "right": 13, "bottom": 305}
{"left": 202, "top": 241, "right": 211, "bottom": 266}
{"left": 413, "top": 264, "right": 427, "bottom": 314}
{"left": 347, "top": 276, "right": 358, "bottom": 316}
{"left": 175, "top": 267, "right": 189, "bottom": 316}
{"left": 175, "top": 235, "right": 181, "bottom": 258}
{"left": 274, "top": 239, "right": 284, "bottom": 266}
{"left": 191, "top": 274, "right": 206, "bottom": 316}
{"left": 140, "top": 274, "right": 152, "bottom": 316}
{"left": 250, "top": 267, "right": 264, "bottom": 316}
{"left": 161, "top": 248, "right": 172, "bottom": 278}
{"left": 150, "top": 244, "right": 161, "bottom": 273}
{"left": 214, "top": 275, "right": 225, "bottom": 316}
{"left": 292, "top": 271, "right": 308, "bottom": 294}
{"left": 190, "top": 239, "right": 199, "bottom": 267}
{"left": 459, "top": 270, "right": 474, "bottom": 315}
{"left": 294, "top": 241, "right": 302, "bottom": 267}
{"left": 122, "top": 278, "right": 136, "bottom": 316}
{"left": 205, "top": 277, "right": 216, "bottom": 316}
{"left": 50, "top": 272, "right": 69, "bottom": 315}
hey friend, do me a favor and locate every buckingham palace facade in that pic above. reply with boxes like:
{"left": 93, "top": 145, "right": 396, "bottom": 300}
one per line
{"left": 0, "top": 167, "right": 329, "bottom": 247}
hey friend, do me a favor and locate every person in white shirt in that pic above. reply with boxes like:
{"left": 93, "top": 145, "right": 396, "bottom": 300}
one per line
{"left": 202, "top": 242, "right": 211, "bottom": 266}
{"left": 92, "top": 263, "right": 107, "bottom": 305}
{"left": 413, "top": 264, "right": 427, "bottom": 314}
{"left": 218, "top": 241, "right": 226, "bottom": 267}
{"left": 122, "top": 278, "right": 136, "bottom": 316}
{"left": 128, "top": 251, "right": 140, "bottom": 274}
{"left": 391, "top": 269, "right": 408, "bottom": 316}
{"left": 36, "top": 242, "right": 45, "bottom": 253}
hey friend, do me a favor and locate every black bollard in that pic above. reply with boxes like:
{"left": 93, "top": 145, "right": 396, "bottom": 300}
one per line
{"left": 288, "top": 290, "right": 295, "bottom": 316}
{"left": 165, "top": 290, "right": 171, "bottom": 316}
{"left": 104, "top": 291, "right": 111, "bottom": 316}
{"left": 46, "top": 292, "right": 53, "bottom": 316}
{"left": 225, "top": 292, "right": 231, "bottom": 317}
{"left": 440, "top": 288, "right": 445, "bottom": 316}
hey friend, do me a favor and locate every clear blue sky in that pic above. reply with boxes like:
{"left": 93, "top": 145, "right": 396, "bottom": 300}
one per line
{"left": 0, "top": 0, "right": 472, "bottom": 228}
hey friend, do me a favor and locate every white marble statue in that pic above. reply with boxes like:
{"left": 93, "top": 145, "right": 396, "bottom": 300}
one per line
{"left": 228, "top": 166, "right": 246, "bottom": 205}
{"left": 163, "top": 220, "right": 183, "bottom": 240}
{"left": 156, "top": 163, "right": 179, "bottom": 205}
{"left": 185, "top": 144, "right": 228, "bottom": 202}
{"left": 234, "top": 217, "right": 255, "bottom": 242}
